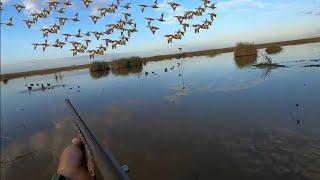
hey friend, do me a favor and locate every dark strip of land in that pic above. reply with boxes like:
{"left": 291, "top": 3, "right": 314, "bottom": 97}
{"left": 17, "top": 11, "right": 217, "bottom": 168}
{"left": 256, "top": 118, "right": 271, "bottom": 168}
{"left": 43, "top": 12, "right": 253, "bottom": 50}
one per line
{"left": 1, "top": 37, "right": 320, "bottom": 81}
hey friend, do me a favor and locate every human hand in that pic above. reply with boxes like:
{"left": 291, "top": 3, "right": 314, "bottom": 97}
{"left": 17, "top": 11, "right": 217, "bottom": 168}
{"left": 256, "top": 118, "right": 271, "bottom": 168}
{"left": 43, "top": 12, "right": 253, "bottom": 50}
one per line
{"left": 57, "top": 138, "right": 91, "bottom": 180}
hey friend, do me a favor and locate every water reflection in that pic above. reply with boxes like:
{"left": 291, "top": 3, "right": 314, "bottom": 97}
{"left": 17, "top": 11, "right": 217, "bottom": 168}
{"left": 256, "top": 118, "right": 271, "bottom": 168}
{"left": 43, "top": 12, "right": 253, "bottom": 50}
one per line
{"left": 111, "top": 65, "right": 143, "bottom": 76}
{"left": 90, "top": 70, "right": 110, "bottom": 80}
{"left": 234, "top": 55, "right": 258, "bottom": 68}
{"left": 1, "top": 43, "right": 320, "bottom": 180}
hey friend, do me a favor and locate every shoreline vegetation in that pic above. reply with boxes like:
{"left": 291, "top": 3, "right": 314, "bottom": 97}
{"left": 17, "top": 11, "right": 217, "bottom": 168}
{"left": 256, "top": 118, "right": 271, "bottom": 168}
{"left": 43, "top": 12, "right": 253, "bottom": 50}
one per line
{"left": 1, "top": 37, "right": 320, "bottom": 81}
{"left": 266, "top": 45, "right": 283, "bottom": 54}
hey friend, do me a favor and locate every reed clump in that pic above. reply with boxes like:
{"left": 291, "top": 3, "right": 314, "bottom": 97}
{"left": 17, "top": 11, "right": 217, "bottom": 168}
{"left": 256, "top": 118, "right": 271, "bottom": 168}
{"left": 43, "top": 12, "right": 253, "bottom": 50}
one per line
{"left": 111, "top": 56, "right": 143, "bottom": 69}
{"left": 89, "top": 61, "right": 110, "bottom": 72}
{"left": 265, "top": 46, "right": 283, "bottom": 54}
{"left": 234, "top": 42, "right": 257, "bottom": 57}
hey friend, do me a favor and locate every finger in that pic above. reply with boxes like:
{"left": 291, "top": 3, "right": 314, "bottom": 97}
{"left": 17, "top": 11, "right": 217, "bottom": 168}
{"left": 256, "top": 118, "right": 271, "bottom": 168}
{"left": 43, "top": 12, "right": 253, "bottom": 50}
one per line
{"left": 72, "top": 137, "right": 83, "bottom": 148}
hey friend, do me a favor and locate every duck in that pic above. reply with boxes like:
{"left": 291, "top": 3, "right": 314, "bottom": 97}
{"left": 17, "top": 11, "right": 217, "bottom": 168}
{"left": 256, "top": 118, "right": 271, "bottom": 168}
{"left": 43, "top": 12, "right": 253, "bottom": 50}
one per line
{"left": 147, "top": 25, "right": 159, "bottom": 35}
{"left": 121, "top": 3, "right": 131, "bottom": 9}
{"left": 182, "top": 23, "right": 190, "bottom": 32}
{"left": 102, "top": 38, "right": 112, "bottom": 48}
{"left": 56, "top": 8, "right": 65, "bottom": 14}
{"left": 89, "top": 15, "right": 101, "bottom": 24}
{"left": 122, "top": 13, "right": 131, "bottom": 21}
{"left": 138, "top": 4, "right": 148, "bottom": 13}
{"left": 74, "top": 29, "right": 83, "bottom": 38}
{"left": 83, "top": 31, "right": 91, "bottom": 37}
{"left": 23, "top": 19, "right": 34, "bottom": 28}
{"left": 57, "top": 17, "right": 68, "bottom": 26}
{"left": 6, "top": 17, "right": 13, "bottom": 26}
{"left": 98, "top": 8, "right": 108, "bottom": 16}
{"left": 151, "top": 0, "right": 159, "bottom": 9}
{"left": 61, "top": 33, "right": 72, "bottom": 42}
{"left": 168, "top": 2, "right": 180, "bottom": 11}
{"left": 145, "top": 18, "right": 154, "bottom": 26}
{"left": 72, "top": 13, "right": 80, "bottom": 22}
{"left": 208, "top": 3, "right": 217, "bottom": 10}
{"left": 13, "top": 4, "right": 25, "bottom": 13}
{"left": 192, "top": 24, "right": 202, "bottom": 33}
{"left": 64, "top": 0, "right": 72, "bottom": 6}
{"left": 201, "top": 0, "right": 211, "bottom": 8}
{"left": 47, "top": 1, "right": 59, "bottom": 10}
{"left": 164, "top": 34, "right": 175, "bottom": 44}
{"left": 174, "top": 15, "right": 184, "bottom": 24}
{"left": 84, "top": 39, "right": 91, "bottom": 47}
{"left": 157, "top": 13, "right": 166, "bottom": 22}
{"left": 82, "top": 0, "right": 92, "bottom": 8}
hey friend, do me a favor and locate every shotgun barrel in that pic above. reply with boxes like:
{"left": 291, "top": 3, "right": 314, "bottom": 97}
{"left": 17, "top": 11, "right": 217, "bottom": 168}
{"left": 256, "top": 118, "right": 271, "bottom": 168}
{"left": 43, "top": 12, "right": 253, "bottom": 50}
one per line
{"left": 65, "top": 99, "right": 130, "bottom": 180}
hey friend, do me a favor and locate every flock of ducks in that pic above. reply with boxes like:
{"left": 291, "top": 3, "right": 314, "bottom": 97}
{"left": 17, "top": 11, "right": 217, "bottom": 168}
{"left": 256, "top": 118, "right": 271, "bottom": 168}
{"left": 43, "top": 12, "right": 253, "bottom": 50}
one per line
{"left": 0, "top": 0, "right": 217, "bottom": 59}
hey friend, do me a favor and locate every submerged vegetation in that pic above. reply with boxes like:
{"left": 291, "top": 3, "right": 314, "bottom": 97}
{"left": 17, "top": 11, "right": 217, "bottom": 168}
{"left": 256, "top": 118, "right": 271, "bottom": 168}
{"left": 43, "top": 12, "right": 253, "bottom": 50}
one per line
{"left": 234, "top": 42, "right": 257, "bottom": 57}
{"left": 89, "top": 61, "right": 110, "bottom": 72}
{"left": 266, "top": 46, "right": 283, "bottom": 54}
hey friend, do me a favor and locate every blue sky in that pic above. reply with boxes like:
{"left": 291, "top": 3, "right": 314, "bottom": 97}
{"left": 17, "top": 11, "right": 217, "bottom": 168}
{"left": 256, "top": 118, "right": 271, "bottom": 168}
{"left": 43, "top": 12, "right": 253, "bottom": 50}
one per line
{"left": 1, "top": 0, "right": 320, "bottom": 65}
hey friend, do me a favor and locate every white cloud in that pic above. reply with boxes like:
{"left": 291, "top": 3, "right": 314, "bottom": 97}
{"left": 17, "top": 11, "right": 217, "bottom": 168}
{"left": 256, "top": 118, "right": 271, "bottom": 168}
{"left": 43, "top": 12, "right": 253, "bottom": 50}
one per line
{"left": 156, "top": 0, "right": 188, "bottom": 25}
{"left": 23, "top": 0, "right": 44, "bottom": 13}
{"left": 0, "top": 0, "right": 9, "bottom": 3}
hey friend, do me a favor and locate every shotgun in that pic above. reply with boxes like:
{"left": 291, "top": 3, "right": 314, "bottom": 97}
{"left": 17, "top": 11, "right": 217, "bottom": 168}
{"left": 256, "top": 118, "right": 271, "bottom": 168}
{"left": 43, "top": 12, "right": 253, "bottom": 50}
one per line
{"left": 65, "top": 99, "right": 130, "bottom": 180}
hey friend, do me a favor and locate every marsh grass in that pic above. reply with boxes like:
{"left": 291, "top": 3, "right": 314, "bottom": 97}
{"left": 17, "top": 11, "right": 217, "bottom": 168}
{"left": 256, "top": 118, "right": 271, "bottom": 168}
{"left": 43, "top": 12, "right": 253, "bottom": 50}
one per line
{"left": 89, "top": 61, "right": 110, "bottom": 72}
{"left": 266, "top": 46, "right": 283, "bottom": 54}
{"left": 234, "top": 42, "right": 257, "bottom": 57}
{"left": 110, "top": 57, "right": 143, "bottom": 76}
{"left": 111, "top": 56, "right": 143, "bottom": 69}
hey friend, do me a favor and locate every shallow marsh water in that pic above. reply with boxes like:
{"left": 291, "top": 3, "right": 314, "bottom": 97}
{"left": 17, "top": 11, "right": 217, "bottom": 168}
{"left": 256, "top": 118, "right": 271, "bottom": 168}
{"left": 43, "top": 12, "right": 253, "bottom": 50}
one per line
{"left": 1, "top": 43, "right": 320, "bottom": 180}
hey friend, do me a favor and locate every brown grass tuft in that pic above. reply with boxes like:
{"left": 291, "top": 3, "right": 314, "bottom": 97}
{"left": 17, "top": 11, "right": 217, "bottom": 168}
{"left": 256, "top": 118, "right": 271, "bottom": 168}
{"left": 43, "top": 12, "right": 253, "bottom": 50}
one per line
{"left": 89, "top": 61, "right": 110, "bottom": 72}
{"left": 265, "top": 46, "right": 283, "bottom": 54}
{"left": 234, "top": 42, "right": 257, "bottom": 57}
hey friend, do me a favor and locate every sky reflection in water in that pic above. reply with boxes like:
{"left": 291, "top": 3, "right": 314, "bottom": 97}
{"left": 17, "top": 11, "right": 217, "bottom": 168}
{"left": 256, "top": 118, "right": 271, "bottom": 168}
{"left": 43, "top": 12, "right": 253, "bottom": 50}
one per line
{"left": 1, "top": 43, "right": 320, "bottom": 180}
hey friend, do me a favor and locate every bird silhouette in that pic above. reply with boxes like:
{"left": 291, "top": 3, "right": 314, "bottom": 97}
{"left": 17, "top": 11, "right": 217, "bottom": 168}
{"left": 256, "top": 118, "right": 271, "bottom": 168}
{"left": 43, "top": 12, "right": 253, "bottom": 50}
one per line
{"left": 1, "top": 0, "right": 218, "bottom": 58}
{"left": 82, "top": 0, "right": 93, "bottom": 8}
{"left": 89, "top": 15, "right": 101, "bottom": 24}
{"left": 57, "top": 17, "right": 68, "bottom": 26}
{"left": 138, "top": 4, "right": 148, "bottom": 13}
{"left": 13, "top": 4, "right": 25, "bottom": 13}
{"left": 5, "top": 17, "right": 14, "bottom": 26}
{"left": 23, "top": 19, "right": 34, "bottom": 28}
{"left": 47, "top": 1, "right": 59, "bottom": 10}
{"left": 168, "top": 2, "right": 180, "bottom": 11}
{"left": 61, "top": 33, "right": 71, "bottom": 42}
{"left": 64, "top": 0, "right": 72, "bottom": 6}
{"left": 72, "top": 13, "right": 80, "bottom": 22}
{"left": 182, "top": 23, "right": 190, "bottom": 32}
{"left": 84, "top": 39, "right": 91, "bottom": 47}
{"left": 145, "top": 18, "right": 155, "bottom": 26}
{"left": 157, "top": 13, "right": 166, "bottom": 22}
{"left": 209, "top": 13, "right": 217, "bottom": 21}
{"left": 56, "top": 8, "right": 65, "bottom": 14}
{"left": 147, "top": 26, "right": 159, "bottom": 35}
{"left": 121, "top": 3, "right": 131, "bottom": 9}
